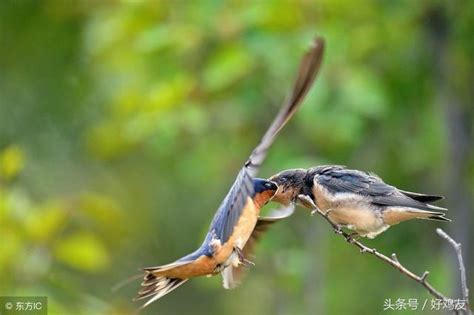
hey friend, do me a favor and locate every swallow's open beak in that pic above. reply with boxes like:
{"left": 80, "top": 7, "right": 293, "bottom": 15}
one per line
{"left": 268, "top": 180, "right": 279, "bottom": 202}
{"left": 272, "top": 182, "right": 283, "bottom": 198}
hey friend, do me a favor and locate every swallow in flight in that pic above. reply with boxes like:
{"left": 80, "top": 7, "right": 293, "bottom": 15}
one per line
{"left": 134, "top": 37, "right": 325, "bottom": 308}
{"left": 269, "top": 165, "right": 449, "bottom": 239}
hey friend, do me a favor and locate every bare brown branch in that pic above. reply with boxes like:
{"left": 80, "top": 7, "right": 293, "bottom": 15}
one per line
{"left": 310, "top": 208, "right": 449, "bottom": 301}
{"left": 437, "top": 228, "right": 472, "bottom": 314}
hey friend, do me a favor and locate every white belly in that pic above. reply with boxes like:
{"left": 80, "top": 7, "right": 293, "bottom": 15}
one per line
{"left": 318, "top": 202, "right": 389, "bottom": 238}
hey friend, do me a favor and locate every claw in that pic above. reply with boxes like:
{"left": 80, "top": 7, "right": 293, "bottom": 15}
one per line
{"left": 345, "top": 232, "right": 359, "bottom": 243}
{"left": 235, "top": 246, "right": 244, "bottom": 260}
{"left": 324, "top": 208, "right": 334, "bottom": 217}
{"left": 234, "top": 247, "right": 254, "bottom": 267}
{"left": 333, "top": 224, "right": 343, "bottom": 235}
{"left": 242, "top": 259, "right": 255, "bottom": 267}
{"left": 297, "top": 194, "right": 321, "bottom": 216}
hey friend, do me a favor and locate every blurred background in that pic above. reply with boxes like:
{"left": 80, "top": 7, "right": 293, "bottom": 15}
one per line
{"left": 0, "top": 1, "right": 472, "bottom": 314}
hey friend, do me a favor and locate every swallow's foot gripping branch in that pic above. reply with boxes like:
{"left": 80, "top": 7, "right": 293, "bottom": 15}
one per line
{"left": 344, "top": 232, "right": 360, "bottom": 243}
{"left": 304, "top": 199, "right": 472, "bottom": 314}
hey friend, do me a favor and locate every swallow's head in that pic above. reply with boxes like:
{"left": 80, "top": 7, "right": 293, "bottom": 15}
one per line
{"left": 253, "top": 178, "right": 278, "bottom": 207}
{"left": 268, "top": 168, "right": 307, "bottom": 205}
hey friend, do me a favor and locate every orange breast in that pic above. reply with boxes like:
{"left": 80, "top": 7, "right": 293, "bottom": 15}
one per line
{"left": 213, "top": 197, "right": 259, "bottom": 263}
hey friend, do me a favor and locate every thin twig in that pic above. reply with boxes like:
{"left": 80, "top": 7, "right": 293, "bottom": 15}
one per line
{"left": 311, "top": 207, "right": 449, "bottom": 301}
{"left": 437, "top": 228, "right": 472, "bottom": 314}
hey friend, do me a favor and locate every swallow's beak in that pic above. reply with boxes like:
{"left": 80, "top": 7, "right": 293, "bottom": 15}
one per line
{"left": 266, "top": 176, "right": 295, "bottom": 205}
{"left": 253, "top": 178, "right": 279, "bottom": 206}
{"left": 253, "top": 178, "right": 278, "bottom": 194}
{"left": 268, "top": 180, "right": 279, "bottom": 202}
{"left": 273, "top": 182, "right": 284, "bottom": 198}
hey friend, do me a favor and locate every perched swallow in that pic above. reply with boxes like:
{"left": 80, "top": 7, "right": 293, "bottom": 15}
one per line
{"left": 269, "top": 165, "right": 450, "bottom": 239}
{"left": 135, "top": 37, "right": 325, "bottom": 308}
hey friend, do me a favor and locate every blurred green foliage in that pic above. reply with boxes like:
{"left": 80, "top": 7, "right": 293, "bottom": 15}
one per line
{"left": 0, "top": 1, "right": 472, "bottom": 315}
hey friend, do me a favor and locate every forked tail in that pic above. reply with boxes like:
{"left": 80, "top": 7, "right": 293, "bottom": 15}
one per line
{"left": 134, "top": 260, "right": 192, "bottom": 309}
{"left": 408, "top": 209, "right": 451, "bottom": 222}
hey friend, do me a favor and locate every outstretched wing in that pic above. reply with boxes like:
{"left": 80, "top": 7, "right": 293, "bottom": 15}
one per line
{"left": 245, "top": 37, "right": 325, "bottom": 177}
{"left": 210, "top": 37, "right": 325, "bottom": 244}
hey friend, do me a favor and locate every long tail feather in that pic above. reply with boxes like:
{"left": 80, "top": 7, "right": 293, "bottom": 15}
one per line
{"left": 407, "top": 209, "right": 451, "bottom": 222}
{"left": 424, "top": 203, "right": 448, "bottom": 212}
{"left": 111, "top": 273, "right": 143, "bottom": 292}
{"left": 384, "top": 207, "right": 451, "bottom": 225}
{"left": 134, "top": 259, "right": 195, "bottom": 308}
{"left": 134, "top": 271, "right": 188, "bottom": 309}
{"left": 400, "top": 190, "right": 444, "bottom": 203}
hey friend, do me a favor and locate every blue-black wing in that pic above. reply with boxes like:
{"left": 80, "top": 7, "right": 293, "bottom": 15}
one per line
{"left": 313, "top": 165, "right": 446, "bottom": 211}
{"left": 206, "top": 37, "right": 325, "bottom": 248}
